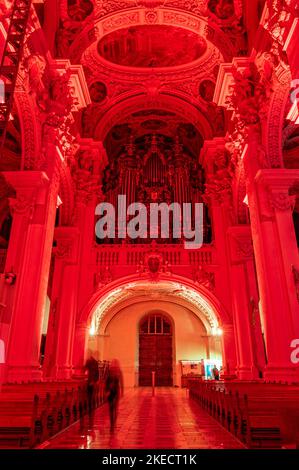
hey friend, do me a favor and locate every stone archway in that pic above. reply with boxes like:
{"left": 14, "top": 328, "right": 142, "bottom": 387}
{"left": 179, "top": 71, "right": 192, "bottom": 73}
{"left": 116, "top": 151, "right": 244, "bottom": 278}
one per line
{"left": 76, "top": 275, "right": 232, "bottom": 386}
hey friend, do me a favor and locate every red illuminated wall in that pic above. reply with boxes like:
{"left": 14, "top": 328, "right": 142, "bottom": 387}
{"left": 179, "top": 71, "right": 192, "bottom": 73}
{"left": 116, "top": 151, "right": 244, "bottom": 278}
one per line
{"left": 0, "top": 0, "right": 298, "bottom": 385}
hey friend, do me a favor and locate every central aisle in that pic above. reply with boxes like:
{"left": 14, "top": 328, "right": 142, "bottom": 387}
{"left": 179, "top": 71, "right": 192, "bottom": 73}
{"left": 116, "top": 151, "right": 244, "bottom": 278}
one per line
{"left": 41, "top": 388, "right": 245, "bottom": 449}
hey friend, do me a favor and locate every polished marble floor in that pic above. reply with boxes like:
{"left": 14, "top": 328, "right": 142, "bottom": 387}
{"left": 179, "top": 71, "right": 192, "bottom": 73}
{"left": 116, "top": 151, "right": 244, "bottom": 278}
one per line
{"left": 40, "top": 388, "right": 245, "bottom": 449}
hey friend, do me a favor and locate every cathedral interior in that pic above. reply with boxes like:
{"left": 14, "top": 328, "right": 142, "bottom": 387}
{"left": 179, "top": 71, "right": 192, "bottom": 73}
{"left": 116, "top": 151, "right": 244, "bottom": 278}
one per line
{"left": 0, "top": 0, "right": 299, "bottom": 451}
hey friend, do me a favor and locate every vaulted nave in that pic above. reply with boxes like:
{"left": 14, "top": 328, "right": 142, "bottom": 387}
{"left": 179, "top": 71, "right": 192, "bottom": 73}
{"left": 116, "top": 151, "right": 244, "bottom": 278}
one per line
{"left": 0, "top": 0, "right": 299, "bottom": 451}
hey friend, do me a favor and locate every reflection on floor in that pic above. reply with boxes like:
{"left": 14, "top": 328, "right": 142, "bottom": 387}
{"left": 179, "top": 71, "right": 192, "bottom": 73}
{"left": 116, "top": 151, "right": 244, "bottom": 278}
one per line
{"left": 40, "top": 388, "right": 245, "bottom": 449}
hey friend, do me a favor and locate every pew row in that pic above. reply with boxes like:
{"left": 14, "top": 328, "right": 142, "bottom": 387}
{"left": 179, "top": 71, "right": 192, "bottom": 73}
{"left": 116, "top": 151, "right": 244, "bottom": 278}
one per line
{"left": 188, "top": 380, "right": 299, "bottom": 449}
{"left": 0, "top": 381, "right": 105, "bottom": 448}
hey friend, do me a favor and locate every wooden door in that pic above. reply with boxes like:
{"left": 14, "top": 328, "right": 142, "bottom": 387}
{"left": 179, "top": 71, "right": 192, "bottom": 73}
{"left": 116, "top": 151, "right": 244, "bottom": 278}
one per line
{"left": 139, "top": 314, "right": 173, "bottom": 386}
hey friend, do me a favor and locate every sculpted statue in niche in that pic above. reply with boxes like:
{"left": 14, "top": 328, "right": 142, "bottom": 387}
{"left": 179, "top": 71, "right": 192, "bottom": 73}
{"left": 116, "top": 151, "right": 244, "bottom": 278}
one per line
{"left": 24, "top": 54, "right": 47, "bottom": 98}
{"left": 81, "top": 104, "right": 100, "bottom": 138}
{"left": 55, "top": 20, "right": 80, "bottom": 58}
{"left": 229, "top": 59, "right": 273, "bottom": 127}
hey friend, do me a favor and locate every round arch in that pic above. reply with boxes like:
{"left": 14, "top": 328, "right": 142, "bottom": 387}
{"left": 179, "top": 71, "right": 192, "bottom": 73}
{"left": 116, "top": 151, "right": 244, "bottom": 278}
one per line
{"left": 138, "top": 309, "right": 174, "bottom": 333}
{"left": 266, "top": 65, "right": 292, "bottom": 168}
{"left": 93, "top": 93, "right": 214, "bottom": 142}
{"left": 97, "top": 295, "right": 214, "bottom": 336}
{"left": 80, "top": 273, "right": 231, "bottom": 332}
{"left": 14, "top": 81, "right": 41, "bottom": 170}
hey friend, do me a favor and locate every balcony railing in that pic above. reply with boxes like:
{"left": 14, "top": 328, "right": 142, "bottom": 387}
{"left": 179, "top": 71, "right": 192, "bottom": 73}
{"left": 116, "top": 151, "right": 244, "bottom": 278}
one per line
{"left": 94, "top": 244, "right": 214, "bottom": 267}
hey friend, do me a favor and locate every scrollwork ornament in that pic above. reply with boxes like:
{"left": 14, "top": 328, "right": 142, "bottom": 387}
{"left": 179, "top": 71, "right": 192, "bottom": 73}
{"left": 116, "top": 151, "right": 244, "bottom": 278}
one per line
{"left": 269, "top": 191, "right": 296, "bottom": 212}
{"left": 8, "top": 195, "right": 35, "bottom": 219}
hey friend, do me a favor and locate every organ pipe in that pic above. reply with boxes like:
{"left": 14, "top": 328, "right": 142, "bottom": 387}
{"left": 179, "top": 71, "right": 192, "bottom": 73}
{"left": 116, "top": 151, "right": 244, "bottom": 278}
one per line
{"left": 99, "top": 134, "right": 211, "bottom": 244}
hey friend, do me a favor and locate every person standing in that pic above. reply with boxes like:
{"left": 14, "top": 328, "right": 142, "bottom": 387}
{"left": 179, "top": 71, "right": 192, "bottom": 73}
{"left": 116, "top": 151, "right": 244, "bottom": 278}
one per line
{"left": 212, "top": 364, "right": 220, "bottom": 381}
{"left": 105, "top": 359, "right": 124, "bottom": 433}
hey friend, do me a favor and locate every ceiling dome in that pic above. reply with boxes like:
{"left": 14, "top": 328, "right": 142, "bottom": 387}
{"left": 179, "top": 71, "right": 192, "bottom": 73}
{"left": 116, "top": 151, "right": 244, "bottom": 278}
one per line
{"left": 97, "top": 25, "right": 207, "bottom": 68}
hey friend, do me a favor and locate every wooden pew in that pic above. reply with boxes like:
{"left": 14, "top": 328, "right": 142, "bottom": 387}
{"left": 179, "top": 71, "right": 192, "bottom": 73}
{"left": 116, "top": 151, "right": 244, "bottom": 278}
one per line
{"left": 0, "top": 378, "right": 106, "bottom": 448}
{"left": 188, "top": 379, "right": 299, "bottom": 449}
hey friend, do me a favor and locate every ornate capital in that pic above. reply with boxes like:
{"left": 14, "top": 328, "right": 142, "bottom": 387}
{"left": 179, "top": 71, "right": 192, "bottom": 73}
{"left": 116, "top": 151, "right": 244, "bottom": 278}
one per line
{"left": 255, "top": 169, "right": 299, "bottom": 216}
{"left": 8, "top": 195, "right": 35, "bottom": 218}
{"left": 269, "top": 191, "right": 296, "bottom": 212}
{"left": 3, "top": 171, "right": 49, "bottom": 219}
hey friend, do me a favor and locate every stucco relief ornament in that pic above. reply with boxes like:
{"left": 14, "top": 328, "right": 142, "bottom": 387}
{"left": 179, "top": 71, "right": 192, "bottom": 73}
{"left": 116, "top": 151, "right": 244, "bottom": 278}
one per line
{"left": 95, "top": 266, "right": 113, "bottom": 289}
{"left": 136, "top": 242, "right": 171, "bottom": 281}
{"left": 145, "top": 252, "right": 163, "bottom": 280}
{"left": 145, "top": 10, "right": 158, "bottom": 23}
{"left": 71, "top": 149, "right": 100, "bottom": 206}
{"left": 165, "top": 0, "right": 206, "bottom": 16}
{"left": 8, "top": 195, "right": 34, "bottom": 218}
{"left": 228, "top": 60, "right": 274, "bottom": 129}
{"left": 136, "top": 0, "right": 165, "bottom": 7}
{"left": 264, "top": 0, "right": 296, "bottom": 64}
{"left": 193, "top": 266, "right": 215, "bottom": 291}
{"left": 204, "top": 149, "right": 234, "bottom": 205}
{"left": 41, "top": 70, "right": 75, "bottom": 153}
{"left": 269, "top": 191, "right": 296, "bottom": 212}
{"left": 23, "top": 54, "right": 47, "bottom": 98}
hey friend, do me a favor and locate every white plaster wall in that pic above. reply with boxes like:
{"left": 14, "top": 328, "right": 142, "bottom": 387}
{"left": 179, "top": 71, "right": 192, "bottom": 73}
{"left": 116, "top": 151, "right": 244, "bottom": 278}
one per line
{"left": 88, "top": 300, "right": 222, "bottom": 387}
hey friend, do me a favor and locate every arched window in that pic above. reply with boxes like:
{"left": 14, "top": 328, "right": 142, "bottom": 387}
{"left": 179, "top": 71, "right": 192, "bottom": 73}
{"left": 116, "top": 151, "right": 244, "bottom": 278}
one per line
{"left": 140, "top": 313, "right": 172, "bottom": 335}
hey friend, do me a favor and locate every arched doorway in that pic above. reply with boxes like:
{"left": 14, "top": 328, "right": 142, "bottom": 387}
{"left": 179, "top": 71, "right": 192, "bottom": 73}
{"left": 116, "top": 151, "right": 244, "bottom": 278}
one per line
{"left": 139, "top": 313, "right": 173, "bottom": 387}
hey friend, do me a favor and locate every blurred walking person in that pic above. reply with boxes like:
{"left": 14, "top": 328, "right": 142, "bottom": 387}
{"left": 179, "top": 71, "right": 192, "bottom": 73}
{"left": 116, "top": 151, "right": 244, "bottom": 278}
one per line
{"left": 105, "top": 359, "right": 124, "bottom": 433}
{"left": 84, "top": 355, "right": 100, "bottom": 415}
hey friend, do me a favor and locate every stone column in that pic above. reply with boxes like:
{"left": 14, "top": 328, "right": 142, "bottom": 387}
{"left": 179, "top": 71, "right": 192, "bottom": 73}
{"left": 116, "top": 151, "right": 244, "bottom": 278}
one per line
{"left": 3, "top": 171, "right": 57, "bottom": 381}
{"left": 227, "top": 226, "right": 263, "bottom": 379}
{"left": 72, "top": 322, "right": 89, "bottom": 376}
{"left": 221, "top": 324, "right": 237, "bottom": 377}
{"left": 43, "top": 227, "right": 80, "bottom": 379}
{"left": 246, "top": 167, "right": 299, "bottom": 381}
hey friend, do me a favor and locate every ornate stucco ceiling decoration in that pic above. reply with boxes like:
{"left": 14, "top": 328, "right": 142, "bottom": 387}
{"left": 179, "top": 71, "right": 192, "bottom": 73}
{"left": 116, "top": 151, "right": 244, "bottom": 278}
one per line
{"left": 103, "top": 113, "right": 204, "bottom": 161}
{"left": 97, "top": 25, "right": 208, "bottom": 68}
{"left": 71, "top": 4, "right": 230, "bottom": 145}
{"left": 90, "top": 280, "right": 220, "bottom": 334}
{"left": 60, "top": 1, "right": 242, "bottom": 62}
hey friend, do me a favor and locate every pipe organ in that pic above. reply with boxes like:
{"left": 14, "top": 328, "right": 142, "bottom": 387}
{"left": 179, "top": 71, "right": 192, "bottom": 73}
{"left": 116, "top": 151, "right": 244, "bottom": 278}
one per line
{"left": 99, "top": 134, "right": 211, "bottom": 244}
